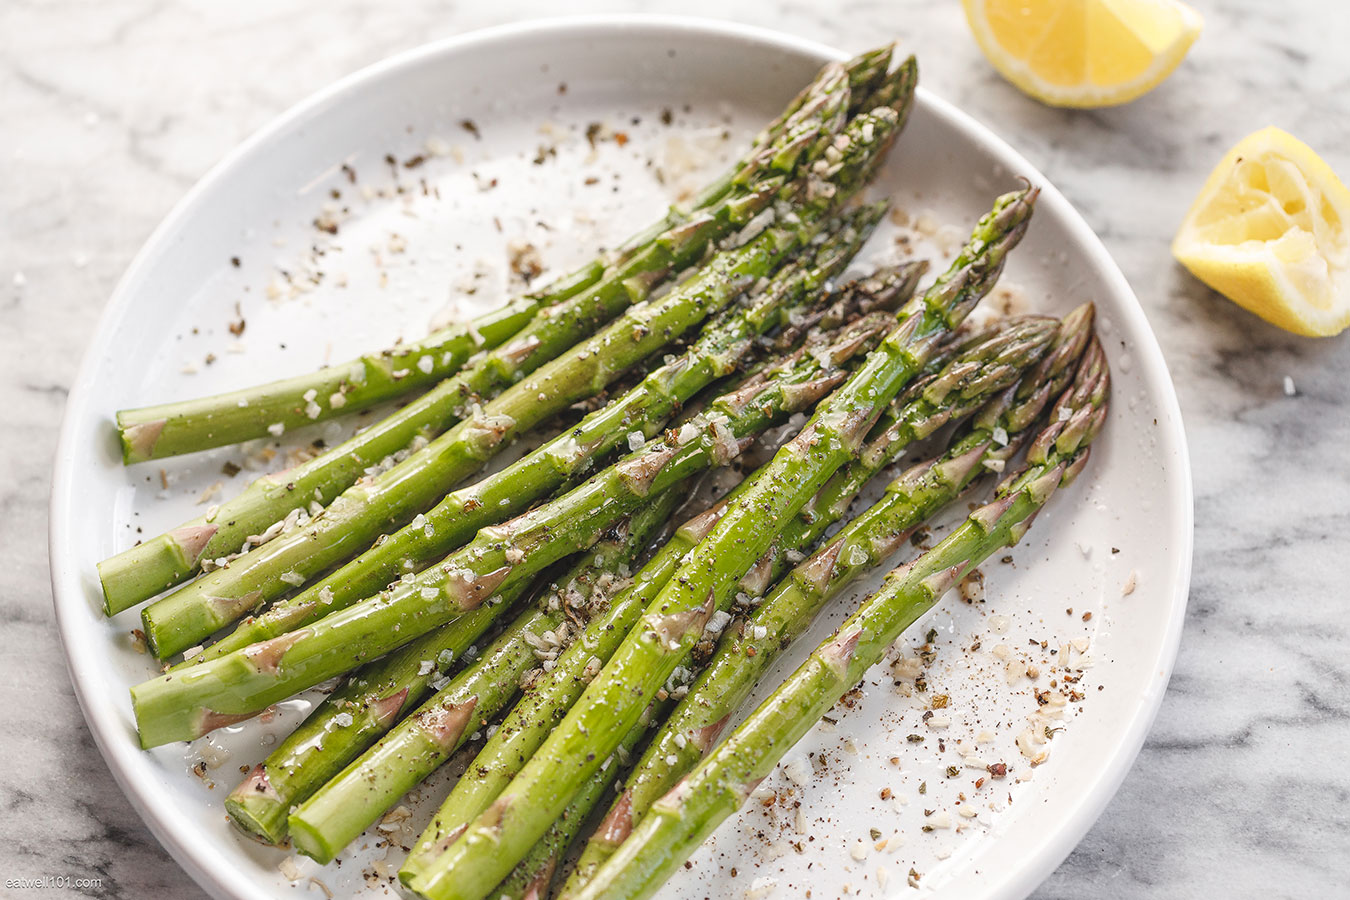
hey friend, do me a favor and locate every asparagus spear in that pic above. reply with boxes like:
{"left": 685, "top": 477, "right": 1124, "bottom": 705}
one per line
{"left": 559, "top": 305, "right": 1094, "bottom": 895}
{"left": 114, "top": 289, "right": 560, "bottom": 466}
{"left": 179, "top": 208, "right": 903, "bottom": 669}
{"left": 402, "top": 186, "right": 1038, "bottom": 900}
{"left": 222, "top": 575, "right": 536, "bottom": 846}
{"left": 569, "top": 339, "right": 1109, "bottom": 900}
{"left": 396, "top": 305, "right": 1049, "bottom": 882}
{"left": 136, "top": 102, "right": 906, "bottom": 659}
{"left": 540, "top": 318, "right": 1050, "bottom": 897}
{"left": 494, "top": 703, "right": 668, "bottom": 900}
{"left": 283, "top": 486, "right": 681, "bottom": 862}
{"left": 96, "top": 53, "right": 873, "bottom": 616}
{"left": 129, "top": 307, "right": 892, "bottom": 748}
{"left": 397, "top": 271, "right": 920, "bottom": 880}
{"left": 111, "top": 41, "right": 896, "bottom": 466}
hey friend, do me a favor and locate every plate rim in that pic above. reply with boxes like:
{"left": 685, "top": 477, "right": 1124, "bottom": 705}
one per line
{"left": 49, "top": 14, "right": 1194, "bottom": 900}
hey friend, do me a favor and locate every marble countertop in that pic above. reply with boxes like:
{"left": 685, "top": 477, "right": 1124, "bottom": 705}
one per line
{"left": 4, "top": 1, "right": 1347, "bottom": 897}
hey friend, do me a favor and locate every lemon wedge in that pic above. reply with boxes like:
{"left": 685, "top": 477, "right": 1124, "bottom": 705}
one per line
{"left": 1172, "top": 128, "right": 1350, "bottom": 337}
{"left": 963, "top": 0, "right": 1202, "bottom": 108}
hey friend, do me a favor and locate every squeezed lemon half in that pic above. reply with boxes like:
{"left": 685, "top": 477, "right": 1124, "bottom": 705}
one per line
{"left": 1173, "top": 128, "right": 1350, "bottom": 337}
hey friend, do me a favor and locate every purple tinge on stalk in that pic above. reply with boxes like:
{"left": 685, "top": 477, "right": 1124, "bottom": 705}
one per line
{"left": 819, "top": 626, "right": 863, "bottom": 675}
{"left": 799, "top": 536, "right": 847, "bottom": 593}
{"left": 919, "top": 562, "right": 970, "bottom": 600}
{"left": 680, "top": 501, "right": 728, "bottom": 543}
{"left": 417, "top": 697, "right": 479, "bottom": 752}
{"left": 196, "top": 707, "right": 258, "bottom": 736}
{"left": 428, "top": 823, "right": 468, "bottom": 858}
{"left": 369, "top": 687, "right": 411, "bottom": 727}
{"left": 479, "top": 793, "right": 513, "bottom": 839}
{"left": 868, "top": 524, "right": 917, "bottom": 564}
{"left": 597, "top": 791, "right": 635, "bottom": 845}
{"left": 462, "top": 412, "right": 515, "bottom": 454}
{"left": 1061, "top": 446, "right": 1094, "bottom": 485}
{"left": 821, "top": 328, "right": 879, "bottom": 365}
{"left": 234, "top": 764, "right": 279, "bottom": 802}
{"left": 208, "top": 589, "right": 264, "bottom": 624}
{"left": 968, "top": 493, "right": 1019, "bottom": 534}
{"left": 835, "top": 404, "right": 885, "bottom": 452}
{"left": 123, "top": 419, "right": 166, "bottom": 460}
{"left": 242, "top": 629, "right": 309, "bottom": 675}
{"left": 648, "top": 591, "right": 717, "bottom": 650}
{"left": 720, "top": 380, "right": 774, "bottom": 417}
{"left": 520, "top": 862, "right": 557, "bottom": 900}
{"left": 169, "top": 523, "right": 218, "bottom": 566}
{"left": 443, "top": 565, "right": 512, "bottom": 610}
{"left": 499, "top": 335, "right": 542, "bottom": 365}
{"left": 737, "top": 553, "right": 775, "bottom": 595}
{"left": 690, "top": 713, "right": 733, "bottom": 753}
{"left": 892, "top": 457, "right": 939, "bottom": 494}
{"left": 1025, "top": 464, "right": 1068, "bottom": 506}
{"left": 935, "top": 442, "right": 992, "bottom": 486}
{"left": 779, "top": 373, "right": 848, "bottom": 413}
{"left": 615, "top": 446, "right": 678, "bottom": 497}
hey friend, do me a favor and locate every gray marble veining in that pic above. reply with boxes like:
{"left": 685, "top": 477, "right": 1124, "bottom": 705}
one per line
{"left": 3, "top": 1, "right": 1348, "bottom": 897}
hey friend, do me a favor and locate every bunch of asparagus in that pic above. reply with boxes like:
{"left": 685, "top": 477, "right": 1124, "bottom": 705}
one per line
{"left": 104, "top": 45, "right": 1111, "bottom": 900}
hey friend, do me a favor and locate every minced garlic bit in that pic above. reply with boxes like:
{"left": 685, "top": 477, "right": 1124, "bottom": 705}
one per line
{"left": 783, "top": 757, "right": 811, "bottom": 786}
{"left": 745, "top": 875, "right": 778, "bottom": 899}
{"left": 923, "top": 810, "right": 951, "bottom": 830}
{"left": 278, "top": 856, "right": 303, "bottom": 882}
{"left": 196, "top": 481, "right": 224, "bottom": 505}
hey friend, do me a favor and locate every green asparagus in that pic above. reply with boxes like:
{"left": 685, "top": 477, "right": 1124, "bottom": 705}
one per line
{"left": 97, "top": 51, "right": 871, "bottom": 616}
{"left": 115, "top": 289, "right": 559, "bottom": 465}
{"left": 569, "top": 338, "right": 1109, "bottom": 900}
{"left": 221, "top": 575, "right": 536, "bottom": 844}
{"left": 559, "top": 304, "right": 1094, "bottom": 895}
{"left": 179, "top": 207, "right": 901, "bottom": 669}
{"left": 402, "top": 186, "right": 1038, "bottom": 900}
{"left": 138, "top": 102, "right": 907, "bottom": 659}
{"left": 129, "top": 306, "right": 892, "bottom": 748}
{"left": 396, "top": 269, "right": 924, "bottom": 881}
{"left": 397, "top": 305, "right": 1051, "bottom": 883}
{"left": 113, "top": 43, "right": 897, "bottom": 465}
{"left": 494, "top": 702, "right": 668, "bottom": 900}
{"left": 284, "top": 487, "right": 681, "bottom": 862}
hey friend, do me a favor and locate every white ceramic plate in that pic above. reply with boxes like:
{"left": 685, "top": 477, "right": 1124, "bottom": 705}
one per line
{"left": 50, "top": 16, "right": 1193, "bottom": 900}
